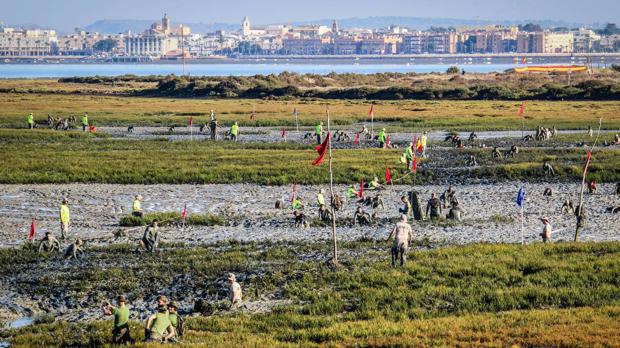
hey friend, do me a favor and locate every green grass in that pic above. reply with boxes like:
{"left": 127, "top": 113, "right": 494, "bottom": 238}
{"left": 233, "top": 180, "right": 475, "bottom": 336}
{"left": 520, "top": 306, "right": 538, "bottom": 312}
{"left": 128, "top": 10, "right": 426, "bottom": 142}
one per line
{"left": 119, "top": 212, "right": 227, "bottom": 227}
{"left": 0, "top": 129, "right": 618, "bottom": 184}
{"left": 3, "top": 241, "right": 620, "bottom": 347}
{"left": 2, "top": 92, "right": 620, "bottom": 130}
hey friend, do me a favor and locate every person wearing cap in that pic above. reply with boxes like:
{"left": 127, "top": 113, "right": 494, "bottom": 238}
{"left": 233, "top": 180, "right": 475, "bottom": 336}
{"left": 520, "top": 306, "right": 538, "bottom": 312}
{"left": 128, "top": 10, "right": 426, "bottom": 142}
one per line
{"left": 103, "top": 295, "right": 133, "bottom": 344}
{"left": 316, "top": 189, "right": 326, "bottom": 207}
{"left": 227, "top": 273, "right": 242, "bottom": 309}
{"left": 386, "top": 215, "right": 414, "bottom": 267}
{"left": 540, "top": 217, "right": 552, "bottom": 243}
{"left": 145, "top": 296, "right": 175, "bottom": 342}
{"left": 378, "top": 128, "right": 386, "bottom": 148}
{"left": 59, "top": 198, "right": 70, "bottom": 239}
{"left": 132, "top": 195, "right": 143, "bottom": 218}
{"left": 38, "top": 232, "right": 61, "bottom": 253}
{"left": 167, "top": 301, "right": 183, "bottom": 340}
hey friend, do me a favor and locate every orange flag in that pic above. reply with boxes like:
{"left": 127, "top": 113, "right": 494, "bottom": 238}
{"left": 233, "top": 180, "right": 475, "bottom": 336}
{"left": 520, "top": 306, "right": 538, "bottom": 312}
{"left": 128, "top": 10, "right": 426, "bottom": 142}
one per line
{"left": 518, "top": 102, "right": 525, "bottom": 118}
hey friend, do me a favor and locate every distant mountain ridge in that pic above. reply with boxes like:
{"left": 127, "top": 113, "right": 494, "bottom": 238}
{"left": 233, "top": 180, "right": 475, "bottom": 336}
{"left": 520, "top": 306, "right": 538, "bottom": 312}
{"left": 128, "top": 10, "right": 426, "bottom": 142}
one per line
{"left": 82, "top": 16, "right": 596, "bottom": 35}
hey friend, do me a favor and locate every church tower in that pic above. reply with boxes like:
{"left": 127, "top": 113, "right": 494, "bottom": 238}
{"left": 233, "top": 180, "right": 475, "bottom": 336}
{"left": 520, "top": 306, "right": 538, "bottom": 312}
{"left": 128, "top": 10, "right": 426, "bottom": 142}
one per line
{"left": 242, "top": 16, "right": 251, "bottom": 37}
{"left": 162, "top": 13, "right": 171, "bottom": 34}
{"left": 332, "top": 19, "right": 339, "bottom": 35}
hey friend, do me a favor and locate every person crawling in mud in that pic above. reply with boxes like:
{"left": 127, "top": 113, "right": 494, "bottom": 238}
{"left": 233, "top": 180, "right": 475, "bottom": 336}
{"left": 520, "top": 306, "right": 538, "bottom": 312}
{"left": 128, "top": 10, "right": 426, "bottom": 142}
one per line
{"left": 440, "top": 186, "right": 456, "bottom": 208}
{"left": 38, "top": 231, "right": 61, "bottom": 253}
{"left": 426, "top": 193, "right": 442, "bottom": 220}
{"left": 447, "top": 200, "right": 465, "bottom": 222}
{"left": 64, "top": 238, "right": 84, "bottom": 260}
{"left": 491, "top": 147, "right": 502, "bottom": 159}
{"left": 365, "top": 176, "right": 383, "bottom": 190}
{"left": 543, "top": 161, "right": 556, "bottom": 176}
{"left": 469, "top": 131, "right": 477, "bottom": 141}
{"left": 386, "top": 215, "right": 413, "bottom": 267}
{"left": 136, "top": 220, "right": 159, "bottom": 253}
{"left": 228, "top": 273, "right": 242, "bottom": 309}
{"left": 293, "top": 210, "right": 307, "bottom": 228}
{"left": 562, "top": 198, "right": 575, "bottom": 214}
{"left": 145, "top": 297, "right": 175, "bottom": 343}
{"left": 466, "top": 154, "right": 477, "bottom": 166}
{"left": 291, "top": 196, "right": 304, "bottom": 210}
{"left": 103, "top": 295, "right": 134, "bottom": 345}
{"left": 364, "top": 194, "right": 384, "bottom": 210}
{"left": 543, "top": 188, "right": 553, "bottom": 197}
{"left": 505, "top": 145, "right": 519, "bottom": 158}
{"left": 352, "top": 207, "right": 372, "bottom": 226}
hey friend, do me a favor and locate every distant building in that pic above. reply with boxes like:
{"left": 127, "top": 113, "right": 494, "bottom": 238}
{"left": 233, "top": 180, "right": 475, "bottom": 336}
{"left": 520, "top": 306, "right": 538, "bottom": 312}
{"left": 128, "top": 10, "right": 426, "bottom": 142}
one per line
{"left": 544, "top": 33, "right": 573, "bottom": 53}
{"left": 282, "top": 38, "right": 326, "bottom": 55}
{"left": 517, "top": 32, "right": 545, "bottom": 53}
{"left": 124, "top": 14, "right": 187, "bottom": 57}
{"left": 0, "top": 28, "right": 58, "bottom": 56}
{"left": 402, "top": 32, "right": 457, "bottom": 54}
{"left": 241, "top": 17, "right": 267, "bottom": 38}
{"left": 571, "top": 29, "right": 600, "bottom": 53}
{"left": 596, "top": 34, "right": 620, "bottom": 52}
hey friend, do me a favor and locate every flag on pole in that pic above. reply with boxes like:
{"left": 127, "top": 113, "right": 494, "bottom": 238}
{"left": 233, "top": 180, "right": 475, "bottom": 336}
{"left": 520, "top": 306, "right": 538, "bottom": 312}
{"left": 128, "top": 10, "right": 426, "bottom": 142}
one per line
{"left": 290, "top": 179, "right": 297, "bottom": 203}
{"left": 385, "top": 167, "right": 392, "bottom": 184}
{"left": 416, "top": 138, "right": 424, "bottom": 154}
{"left": 583, "top": 150, "right": 592, "bottom": 177}
{"left": 411, "top": 155, "right": 418, "bottom": 173}
{"left": 516, "top": 187, "right": 525, "bottom": 207}
{"left": 353, "top": 132, "right": 360, "bottom": 145}
{"left": 181, "top": 203, "right": 187, "bottom": 222}
{"left": 358, "top": 178, "right": 364, "bottom": 198}
{"left": 188, "top": 116, "right": 193, "bottom": 126}
{"left": 518, "top": 102, "right": 525, "bottom": 118}
{"left": 28, "top": 218, "right": 36, "bottom": 241}
{"left": 312, "top": 132, "right": 331, "bottom": 166}
{"left": 281, "top": 128, "right": 286, "bottom": 139}
{"left": 250, "top": 106, "right": 256, "bottom": 121}
{"left": 368, "top": 105, "right": 374, "bottom": 117}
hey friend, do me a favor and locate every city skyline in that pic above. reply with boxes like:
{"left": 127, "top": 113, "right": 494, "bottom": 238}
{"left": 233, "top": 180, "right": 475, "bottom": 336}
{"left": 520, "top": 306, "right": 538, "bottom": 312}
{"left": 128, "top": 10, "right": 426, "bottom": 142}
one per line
{"left": 2, "top": 0, "right": 620, "bottom": 32}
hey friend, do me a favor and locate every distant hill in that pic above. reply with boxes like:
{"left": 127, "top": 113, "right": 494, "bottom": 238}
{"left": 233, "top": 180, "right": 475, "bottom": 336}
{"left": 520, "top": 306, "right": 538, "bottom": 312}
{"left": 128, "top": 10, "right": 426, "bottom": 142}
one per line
{"left": 83, "top": 19, "right": 239, "bottom": 34}
{"left": 82, "top": 16, "right": 595, "bottom": 35}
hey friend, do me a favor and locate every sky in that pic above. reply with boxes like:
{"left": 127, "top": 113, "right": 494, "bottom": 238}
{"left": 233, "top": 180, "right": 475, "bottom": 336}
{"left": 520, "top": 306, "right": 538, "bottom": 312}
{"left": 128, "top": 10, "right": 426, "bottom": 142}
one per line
{"left": 2, "top": 0, "right": 619, "bottom": 31}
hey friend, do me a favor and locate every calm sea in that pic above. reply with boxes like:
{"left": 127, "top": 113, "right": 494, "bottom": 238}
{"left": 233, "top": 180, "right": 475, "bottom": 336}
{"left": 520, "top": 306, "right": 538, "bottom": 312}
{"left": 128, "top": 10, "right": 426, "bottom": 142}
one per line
{"left": 0, "top": 63, "right": 519, "bottom": 78}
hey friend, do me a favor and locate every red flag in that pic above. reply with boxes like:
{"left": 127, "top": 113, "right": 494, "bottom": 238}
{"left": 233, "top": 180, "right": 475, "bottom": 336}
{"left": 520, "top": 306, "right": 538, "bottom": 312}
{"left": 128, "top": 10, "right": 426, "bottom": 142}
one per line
{"left": 416, "top": 140, "right": 424, "bottom": 154}
{"left": 312, "top": 132, "right": 331, "bottom": 166}
{"left": 353, "top": 132, "right": 360, "bottom": 145}
{"left": 358, "top": 178, "right": 364, "bottom": 198}
{"left": 281, "top": 128, "right": 286, "bottom": 139}
{"left": 28, "top": 218, "right": 36, "bottom": 241}
{"left": 368, "top": 105, "right": 374, "bottom": 117}
{"left": 181, "top": 203, "right": 187, "bottom": 221}
{"left": 411, "top": 155, "right": 418, "bottom": 173}
{"left": 583, "top": 150, "right": 592, "bottom": 177}
{"left": 385, "top": 167, "right": 392, "bottom": 184}
{"left": 518, "top": 102, "right": 525, "bottom": 118}
{"left": 386, "top": 135, "right": 391, "bottom": 148}
{"left": 188, "top": 116, "right": 193, "bottom": 126}
{"left": 290, "top": 179, "right": 297, "bottom": 203}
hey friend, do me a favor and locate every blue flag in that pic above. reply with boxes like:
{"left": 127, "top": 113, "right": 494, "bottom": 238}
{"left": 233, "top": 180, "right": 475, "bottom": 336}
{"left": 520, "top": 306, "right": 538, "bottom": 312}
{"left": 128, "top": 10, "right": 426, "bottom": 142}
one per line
{"left": 516, "top": 187, "right": 525, "bottom": 207}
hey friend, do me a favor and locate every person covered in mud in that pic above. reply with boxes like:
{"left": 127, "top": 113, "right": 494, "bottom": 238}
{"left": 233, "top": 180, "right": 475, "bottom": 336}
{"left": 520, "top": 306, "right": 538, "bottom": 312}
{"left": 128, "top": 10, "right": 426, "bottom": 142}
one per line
{"left": 386, "top": 215, "right": 413, "bottom": 267}
{"left": 543, "top": 161, "right": 555, "bottom": 176}
{"left": 491, "top": 147, "right": 502, "bottom": 159}
{"left": 614, "top": 134, "right": 620, "bottom": 145}
{"left": 318, "top": 204, "right": 333, "bottom": 222}
{"left": 293, "top": 210, "right": 307, "bottom": 228}
{"left": 209, "top": 118, "right": 218, "bottom": 140}
{"left": 59, "top": 198, "right": 70, "bottom": 239}
{"left": 440, "top": 186, "right": 456, "bottom": 208}
{"left": 616, "top": 182, "right": 620, "bottom": 196}
{"left": 365, "top": 193, "right": 385, "bottom": 210}
{"left": 543, "top": 188, "right": 553, "bottom": 197}
{"left": 38, "top": 231, "right": 61, "bottom": 253}
{"left": 588, "top": 180, "right": 597, "bottom": 194}
{"left": 562, "top": 198, "right": 575, "bottom": 214}
{"left": 540, "top": 217, "right": 552, "bottom": 243}
{"left": 167, "top": 301, "right": 183, "bottom": 341}
{"left": 426, "top": 193, "right": 442, "bottom": 220}
{"left": 137, "top": 220, "right": 159, "bottom": 253}
{"left": 352, "top": 206, "right": 372, "bottom": 226}
{"left": 366, "top": 176, "right": 382, "bottom": 190}
{"left": 447, "top": 200, "right": 465, "bottom": 222}
{"left": 228, "top": 273, "right": 242, "bottom": 309}
{"left": 132, "top": 195, "right": 143, "bottom": 218}
{"left": 145, "top": 296, "right": 175, "bottom": 343}
{"left": 103, "top": 295, "right": 134, "bottom": 345}
{"left": 398, "top": 195, "right": 412, "bottom": 217}
{"left": 466, "top": 154, "right": 478, "bottom": 166}
{"left": 469, "top": 131, "right": 477, "bottom": 141}
{"left": 64, "top": 238, "right": 84, "bottom": 260}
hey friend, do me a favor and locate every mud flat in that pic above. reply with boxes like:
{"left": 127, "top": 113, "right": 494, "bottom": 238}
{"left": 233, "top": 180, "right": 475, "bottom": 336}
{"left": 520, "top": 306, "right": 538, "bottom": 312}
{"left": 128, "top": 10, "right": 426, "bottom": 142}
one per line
{"left": 0, "top": 183, "right": 617, "bottom": 247}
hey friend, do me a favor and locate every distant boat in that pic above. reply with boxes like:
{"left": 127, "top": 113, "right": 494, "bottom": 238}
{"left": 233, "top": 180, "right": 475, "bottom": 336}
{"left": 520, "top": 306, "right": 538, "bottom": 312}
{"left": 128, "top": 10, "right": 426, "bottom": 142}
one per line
{"left": 515, "top": 65, "right": 588, "bottom": 73}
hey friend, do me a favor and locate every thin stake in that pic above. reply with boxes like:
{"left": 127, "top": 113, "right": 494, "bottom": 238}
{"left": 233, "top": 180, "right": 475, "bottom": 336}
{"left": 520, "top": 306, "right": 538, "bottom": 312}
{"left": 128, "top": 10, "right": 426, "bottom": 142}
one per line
{"left": 520, "top": 202, "right": 524, "bottom": 245}
{"left": 327, "top": 107, "right": 338, "bottom": 265}
{"left": 574, "top": 118, "right": 602, "bottom": 242}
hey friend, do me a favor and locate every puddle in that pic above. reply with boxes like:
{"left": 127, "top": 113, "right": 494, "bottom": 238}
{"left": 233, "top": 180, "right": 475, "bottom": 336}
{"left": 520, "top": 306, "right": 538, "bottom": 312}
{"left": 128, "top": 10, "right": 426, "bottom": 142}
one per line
{"left": 6, "top": 317, "right": 33, "bottom": 329}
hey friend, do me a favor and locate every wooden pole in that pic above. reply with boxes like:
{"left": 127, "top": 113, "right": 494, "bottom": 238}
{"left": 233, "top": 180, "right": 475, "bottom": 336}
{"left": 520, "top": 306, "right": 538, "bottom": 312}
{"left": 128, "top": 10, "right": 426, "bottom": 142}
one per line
{"left": 575, "top": 118, "right": 602, "bottom": 242}
{"left": 294, "top": 108, "right": 299, "bottom": 134}
{"left": 327, "top": 107, "right": 338, "bottom": 265}
{"left": 520, "top": 203, "right": 524, "bottom": 245}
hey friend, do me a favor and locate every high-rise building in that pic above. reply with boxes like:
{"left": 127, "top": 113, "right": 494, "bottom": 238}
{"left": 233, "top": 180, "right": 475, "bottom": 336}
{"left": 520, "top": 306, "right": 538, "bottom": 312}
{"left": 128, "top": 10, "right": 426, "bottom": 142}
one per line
{"left": 517, "top": 32, "right": 545, "bottom": 53}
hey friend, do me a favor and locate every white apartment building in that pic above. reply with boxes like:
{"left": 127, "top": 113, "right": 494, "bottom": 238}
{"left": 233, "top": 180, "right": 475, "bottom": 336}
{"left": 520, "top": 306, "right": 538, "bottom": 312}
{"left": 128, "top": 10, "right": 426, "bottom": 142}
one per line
{"left": 0, "top": 28, "right": 58, "bottom": 56}
{"left": 544, "top": 33, "right": 573, "bottom": 53}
